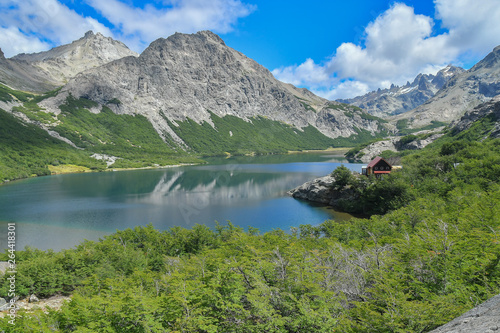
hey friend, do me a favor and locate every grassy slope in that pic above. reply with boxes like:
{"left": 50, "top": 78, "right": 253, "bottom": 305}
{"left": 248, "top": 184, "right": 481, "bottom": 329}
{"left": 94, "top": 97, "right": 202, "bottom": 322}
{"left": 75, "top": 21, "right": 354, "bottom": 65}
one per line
{"left": 0, "top": 108, "right": 105, "bottom": 181}
{"left": 170, "top": 112, "right": 338, "bottom": 155}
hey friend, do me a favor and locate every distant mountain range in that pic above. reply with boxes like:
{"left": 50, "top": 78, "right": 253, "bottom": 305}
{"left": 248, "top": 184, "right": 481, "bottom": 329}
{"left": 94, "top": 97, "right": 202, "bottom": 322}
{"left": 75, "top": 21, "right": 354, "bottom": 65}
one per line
{"left": 395, "top": 45, "right": 500, "bottom": 128}
{"left": 1, "top": 31, "right": 389, "bottom": 153}
{"left": 338, "top": 65, "right": 465, "bottom": 117}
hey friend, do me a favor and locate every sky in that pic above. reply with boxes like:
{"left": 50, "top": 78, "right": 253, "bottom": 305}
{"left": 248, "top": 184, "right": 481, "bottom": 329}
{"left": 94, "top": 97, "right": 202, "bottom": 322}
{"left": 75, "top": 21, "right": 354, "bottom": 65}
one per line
{"left": 1, "top": 0, "right": 500, "bottom": 100}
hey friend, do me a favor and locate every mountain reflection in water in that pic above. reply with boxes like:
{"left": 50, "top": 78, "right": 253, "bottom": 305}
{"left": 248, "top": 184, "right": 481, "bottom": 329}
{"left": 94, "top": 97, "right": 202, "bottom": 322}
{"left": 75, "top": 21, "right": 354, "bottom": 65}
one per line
{"left": 0, "top": 153, "right": 362, "bottom": 251}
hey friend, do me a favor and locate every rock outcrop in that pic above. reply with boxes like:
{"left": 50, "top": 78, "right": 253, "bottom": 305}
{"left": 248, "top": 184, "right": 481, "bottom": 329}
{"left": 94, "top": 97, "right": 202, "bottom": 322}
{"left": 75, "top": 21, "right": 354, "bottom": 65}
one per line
{"left": 451, "top": 94, "right": 500, "bottom": 139}
{"left": 288, "top": 175, "right": 358, "bottom": 209}
{"left": 429, "top": 294, "right": 500, "bottom": 333}
{"left": 339, "top": 65, "right": 464, "bottom": 117}
{"left": 288, "top": 175, "right": 335, "bottom": 204}
{"left": 347, "top": 130, "right": 444, "bottom": 163}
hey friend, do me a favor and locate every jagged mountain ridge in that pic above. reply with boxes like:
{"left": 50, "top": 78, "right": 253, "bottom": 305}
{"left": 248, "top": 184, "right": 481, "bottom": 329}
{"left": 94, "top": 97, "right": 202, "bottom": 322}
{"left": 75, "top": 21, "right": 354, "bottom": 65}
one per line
{"left": 0, "top": 31, "right": 137, "bottom": 92}
{"left": 40, "top": 31, "right": 386, "bottom": 147}
{"left": 338, "top": 65, "right": 464, "bottom": 117}
{"left": 395, "top": 45, "right": 500, "bottom": 128}
{"left": 0, "top": 48, "right": 58, "bottom": 92}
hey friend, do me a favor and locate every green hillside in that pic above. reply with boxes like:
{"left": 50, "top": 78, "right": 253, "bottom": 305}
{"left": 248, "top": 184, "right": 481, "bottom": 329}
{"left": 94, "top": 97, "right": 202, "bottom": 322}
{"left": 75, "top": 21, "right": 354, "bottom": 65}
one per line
{"left": 170, "top": 111, "right": 337, "bottom": 155}
{"left": 1, "top": 134, "right": 499, "bottom": 332}
{"left": 0, "top": 85, "right": 385, "bottom": 182}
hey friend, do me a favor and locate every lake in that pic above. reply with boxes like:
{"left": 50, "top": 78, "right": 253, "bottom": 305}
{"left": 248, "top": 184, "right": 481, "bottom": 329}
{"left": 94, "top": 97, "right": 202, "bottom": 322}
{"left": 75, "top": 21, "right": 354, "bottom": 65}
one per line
{"left": 0, "top": 152, "right": 362, "bottom": 251}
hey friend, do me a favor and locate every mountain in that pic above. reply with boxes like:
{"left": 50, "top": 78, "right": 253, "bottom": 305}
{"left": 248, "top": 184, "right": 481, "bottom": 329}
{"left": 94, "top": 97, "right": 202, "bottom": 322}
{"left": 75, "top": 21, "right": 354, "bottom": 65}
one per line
{"left": 395, "top": 45, "right": 500, "bottom": 128}
{"left": 38, "top": 31, "right": 387, "bottom": 149}
{"left": 0, "top": 48, "right": 58, "bottom": 92}
{"left": 338, "top": 65, "right": 464, "bottom": 117}
{"left": 451, "top": 94, "right": 500, "bottom": 139}
{"left": 0, "top": 31, "right": 137, "bottom": 92}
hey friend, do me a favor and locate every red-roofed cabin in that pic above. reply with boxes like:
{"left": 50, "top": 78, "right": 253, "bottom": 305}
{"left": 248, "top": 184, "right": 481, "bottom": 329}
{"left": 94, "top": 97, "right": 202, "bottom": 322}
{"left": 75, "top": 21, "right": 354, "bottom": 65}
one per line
{"left": 362, "top": 156, "right": 392, "bottom": 178}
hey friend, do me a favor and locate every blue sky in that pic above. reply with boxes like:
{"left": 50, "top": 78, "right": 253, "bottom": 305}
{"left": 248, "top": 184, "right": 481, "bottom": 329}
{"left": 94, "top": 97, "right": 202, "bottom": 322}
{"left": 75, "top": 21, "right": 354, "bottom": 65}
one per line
{"left": 1, "top": 0, "right": 500, "bottom": 99}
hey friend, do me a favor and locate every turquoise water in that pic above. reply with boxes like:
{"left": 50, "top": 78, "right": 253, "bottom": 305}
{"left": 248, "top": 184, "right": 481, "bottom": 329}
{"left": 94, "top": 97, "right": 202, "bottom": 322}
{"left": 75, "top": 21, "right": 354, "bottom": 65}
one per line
{"left": 0, "top": 152, "right": 361, "bottom": 251}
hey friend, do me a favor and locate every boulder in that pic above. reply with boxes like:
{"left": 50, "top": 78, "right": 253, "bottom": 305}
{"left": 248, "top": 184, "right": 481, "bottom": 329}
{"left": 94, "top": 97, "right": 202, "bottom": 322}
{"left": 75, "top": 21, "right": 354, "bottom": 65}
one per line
{"left": 287, "top": 175, "right": 334, "bottom": 204}
{"left": 29, "top": 294, "right": 40, "bottom": 303}
{"left": 429, "top": 294, "right": 500, "bottom": 333}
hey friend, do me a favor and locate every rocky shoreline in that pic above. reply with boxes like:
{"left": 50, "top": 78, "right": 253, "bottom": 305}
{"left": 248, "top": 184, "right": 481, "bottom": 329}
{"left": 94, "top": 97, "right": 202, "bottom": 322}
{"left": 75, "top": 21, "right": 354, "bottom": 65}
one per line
{"left": 287, "top": 174, "right": 358, "bottom": 210}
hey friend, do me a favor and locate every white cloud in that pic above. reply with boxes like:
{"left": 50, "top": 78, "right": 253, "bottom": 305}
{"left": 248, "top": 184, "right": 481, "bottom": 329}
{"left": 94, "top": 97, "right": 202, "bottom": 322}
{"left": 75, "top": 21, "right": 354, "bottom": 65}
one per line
{"left": 314, "top": 81, "right": 371, "bottom": 101}
{"left": 0, "top": 27, "right": 51, "bottom": 57}
{"left": 436, "top": 0, "right": 500, "bottom": 57}
{"left": 0, "top": 0, "right": 113, "bottom": 57}
{"left": 273, "top": 0, "right": 500, "bottom": 100}
{"left": 272, "top": 58, "right": 330, "bottom": 86}
{"left": 85, "top": 0, "right": 256, "bottom": 52}
{"left": 0, "top": 0, "right": 253, "bottom": 57}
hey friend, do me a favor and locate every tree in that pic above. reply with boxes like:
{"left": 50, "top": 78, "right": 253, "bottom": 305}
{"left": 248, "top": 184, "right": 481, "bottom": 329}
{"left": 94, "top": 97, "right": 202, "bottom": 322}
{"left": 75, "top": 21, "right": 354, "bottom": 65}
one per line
{"left": 331, "top": 164, "right": 355, "bottom": 191}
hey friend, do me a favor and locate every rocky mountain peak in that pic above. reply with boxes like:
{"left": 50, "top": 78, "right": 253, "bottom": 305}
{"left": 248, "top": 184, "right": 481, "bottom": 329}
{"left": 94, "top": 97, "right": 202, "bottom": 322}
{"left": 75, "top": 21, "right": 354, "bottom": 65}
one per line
{"left": 6, "top": 31, "right": 137, "bottom": 89}
{"left": 338, "top": 65, "right": 464, "bottom": 117}
{"left": 40, "top": 31, "right": 386, "bottom": 147}
{"left": 0, "top": 48, "right": 4, "bottom": 61}
{"left": 197, "top": 30, "right": 226, "bottom": 45}
{"left": 471, "top": 45, "right": 500, "bottom": 70}
{"left": 396, "top": 45, "right": 500, "bottom": 128}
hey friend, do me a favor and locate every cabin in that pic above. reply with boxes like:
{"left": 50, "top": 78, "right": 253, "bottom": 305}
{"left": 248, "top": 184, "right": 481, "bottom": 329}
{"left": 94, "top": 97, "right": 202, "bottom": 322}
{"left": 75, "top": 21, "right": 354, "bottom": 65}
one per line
{"left": 362, "top": 156, "right": 393, "bottom": 178}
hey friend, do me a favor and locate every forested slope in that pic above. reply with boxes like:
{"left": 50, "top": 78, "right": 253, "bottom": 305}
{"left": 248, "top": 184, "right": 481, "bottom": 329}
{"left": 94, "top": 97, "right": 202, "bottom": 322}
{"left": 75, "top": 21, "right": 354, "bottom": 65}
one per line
{"left": 1, "top": 128, "right": 499, "bottom": 332}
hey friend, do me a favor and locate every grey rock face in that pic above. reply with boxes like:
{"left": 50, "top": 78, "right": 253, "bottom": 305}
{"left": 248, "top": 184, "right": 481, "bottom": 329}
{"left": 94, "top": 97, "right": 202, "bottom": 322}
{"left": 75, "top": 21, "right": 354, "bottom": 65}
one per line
{"left": 429, "top": 294, "right": 500, "bottom": 333}
{"left": 452, "top": 94, "right": 500, "bottom": 138}
{"left": 1, "top": 31, "right": 137, "bottom": 92}
{"left": 41, "top": 31, "right": 386, "bottom": 144}
{"left": 288, "top": 175, "right": 359, "bottom": 209}
{"left": 287, "top": 175, "right": 335, "bottom": 204}
{"left": 395, "top": 46, "right": 500, "bottom": 128}
{"left": 339, "top": 66, "right": 464, "bottom": 118}
{"left": 0, "top": 47, "right": 59, "bottom": 92}
{"left": 349, "top": 130, "right": 444, "bottom": 163}
{"left": 354, "top": 138, "right": 399, "bottom": 163}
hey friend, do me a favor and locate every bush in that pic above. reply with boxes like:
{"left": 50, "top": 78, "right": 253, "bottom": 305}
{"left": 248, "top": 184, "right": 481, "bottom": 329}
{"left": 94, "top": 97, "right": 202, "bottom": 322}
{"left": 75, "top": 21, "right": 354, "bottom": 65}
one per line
{"left": 330, "top": 164, "right": 355, "bottom": 190}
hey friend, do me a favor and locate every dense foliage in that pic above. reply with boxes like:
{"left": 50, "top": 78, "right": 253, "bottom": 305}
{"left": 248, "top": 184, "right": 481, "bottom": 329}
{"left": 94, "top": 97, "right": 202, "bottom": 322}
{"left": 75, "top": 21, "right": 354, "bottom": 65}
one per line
{"left": 1, "top": 137, "right": 499, "bottom": 332}
{"left": 0, "top": 108, "right": 106, "bottom": 181}
{"left": 169, "top": 112, "right": 337, "bottom": 155}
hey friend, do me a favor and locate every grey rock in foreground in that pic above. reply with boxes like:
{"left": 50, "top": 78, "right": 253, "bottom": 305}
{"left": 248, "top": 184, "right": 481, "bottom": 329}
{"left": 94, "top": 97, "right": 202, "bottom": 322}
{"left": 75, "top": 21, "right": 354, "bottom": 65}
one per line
{"left": 429, "top": 294, "right": 500, "bottom": 333}
{"left": 287, "top": 175, "right": 335, "bottom": 204}
{"left": 288, "top": 175, "right": 358, "bottom": 209}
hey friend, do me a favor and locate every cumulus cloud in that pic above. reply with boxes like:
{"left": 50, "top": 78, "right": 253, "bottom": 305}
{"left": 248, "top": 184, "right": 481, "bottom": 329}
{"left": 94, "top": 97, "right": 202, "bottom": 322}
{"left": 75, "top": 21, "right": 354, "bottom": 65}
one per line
{"left": 436, "top": 0, "right": 500, "bottom": 57}
{"left": 0, "top": 26, "right": 51, "bottom": 57}
{"left": 0, "top": 0, "right": 113, "bottom": 57}
{"left": 85, "top": 0, "right": 256, "bottom": 52}
{"left": 271, "top": 59, "right": 330, "bottom": 86}
{"left": 273, "top": 0, "right": 500, "bottom": 100}
{"left": 0, "top": 0, "right": 254, "bottom": 57}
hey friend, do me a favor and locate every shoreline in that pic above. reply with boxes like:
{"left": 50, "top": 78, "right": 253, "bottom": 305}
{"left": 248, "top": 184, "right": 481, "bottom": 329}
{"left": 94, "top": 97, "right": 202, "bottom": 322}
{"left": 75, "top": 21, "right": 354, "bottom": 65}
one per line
{"left": 0, "top": 162, "right": 201, "bottom": 186}
{"left": 1, "top": 148, "right": 351, "bottom": 185}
